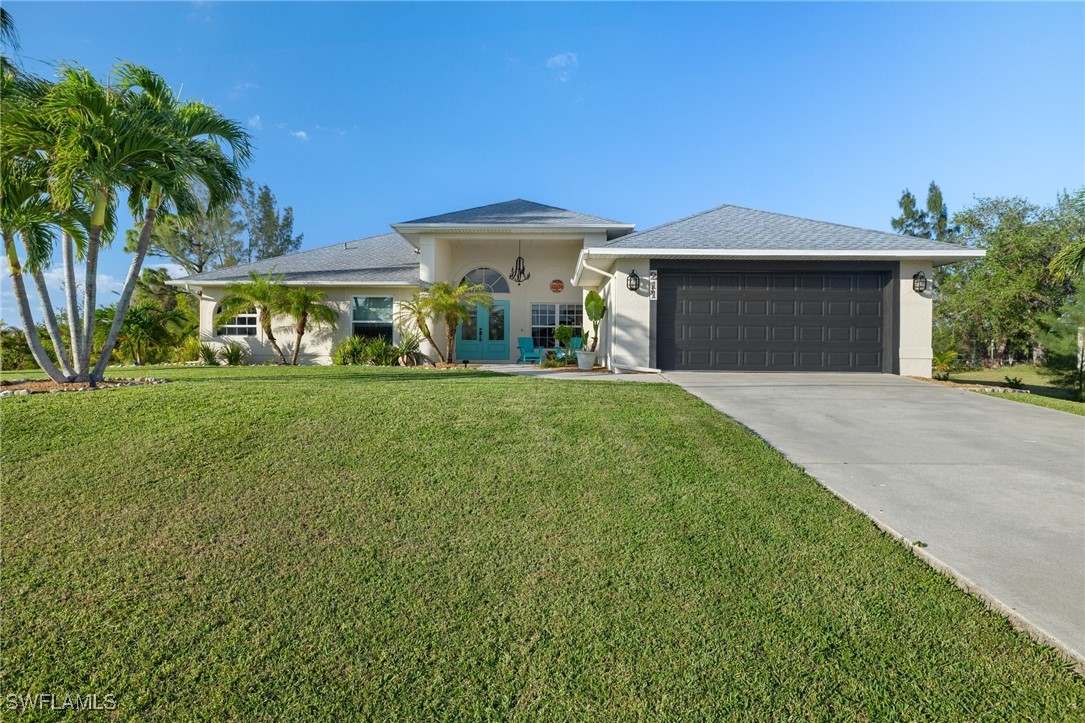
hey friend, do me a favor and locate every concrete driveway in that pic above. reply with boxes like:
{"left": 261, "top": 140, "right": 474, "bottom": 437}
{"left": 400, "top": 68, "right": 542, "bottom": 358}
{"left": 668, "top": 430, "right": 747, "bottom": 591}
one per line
{"left": 664, "top": 372, "right": 1085, "bottom": 664}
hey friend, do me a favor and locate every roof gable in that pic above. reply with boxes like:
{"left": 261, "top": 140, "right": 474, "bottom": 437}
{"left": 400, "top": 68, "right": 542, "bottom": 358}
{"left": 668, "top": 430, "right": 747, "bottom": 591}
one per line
{"left": 605, "top": 204, "right": 975, "bottom": 253}
{"left": 398, "top": 199, "right": 630, "bottom": 227}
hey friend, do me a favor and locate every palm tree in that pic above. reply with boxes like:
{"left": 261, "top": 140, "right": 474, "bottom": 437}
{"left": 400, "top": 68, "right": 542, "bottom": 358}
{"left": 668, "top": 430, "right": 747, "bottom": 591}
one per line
{"left": 394, "top": 291, "right": 443, "bottom": 362}
{"left": 94, "top": 301, "right": 186, "bottom": 366}
{"left": 281, "top": 287, "right": 338, "bottom": 365}
{"left": 215, "top": 270, "right": 289, "bottom": 364}
{"left": 3, "top": 61, "right": 250, "bottom": 383}
{"left": 1050, "top": 188, "right": 1085, "bottom": 279}
{"left": 421, "top": 281, "right": 492, "bottom": 363}
{"left": 90, "top": 63, "right": 250, "bottom": 381}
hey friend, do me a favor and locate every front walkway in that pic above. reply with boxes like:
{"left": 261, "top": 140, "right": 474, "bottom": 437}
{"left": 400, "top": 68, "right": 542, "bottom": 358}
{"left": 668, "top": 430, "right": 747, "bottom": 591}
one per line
{"left": 664, "top": 372, "right": 1085, "bottom": 667}
{"left": 482, "top": 364, "right": 668, "bottom": 383}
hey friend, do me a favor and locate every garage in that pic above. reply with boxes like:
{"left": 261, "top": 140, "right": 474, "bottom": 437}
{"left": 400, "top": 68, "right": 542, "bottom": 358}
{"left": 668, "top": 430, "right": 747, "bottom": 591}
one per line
{"left": 656, "top": 265, "right": 896, "bottom": 372}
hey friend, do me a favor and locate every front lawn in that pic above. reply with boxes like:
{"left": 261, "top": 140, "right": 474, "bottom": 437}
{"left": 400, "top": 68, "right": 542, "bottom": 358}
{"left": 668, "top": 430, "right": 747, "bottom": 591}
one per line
{"left": 951, "top": 365, "right": 1085, "bottom": 416}
{"left": 3, "top": 366, "right": 1082, "bottom": 719}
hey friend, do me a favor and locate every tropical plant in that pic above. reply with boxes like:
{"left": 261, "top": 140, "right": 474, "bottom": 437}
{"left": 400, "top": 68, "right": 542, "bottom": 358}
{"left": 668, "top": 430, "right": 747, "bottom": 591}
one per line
{"left": 331, "top": 335, "right": 367, "bottom": 366}
{"left": 931, "top": 349, "right": 958, "bottom": 381}
{"left": 395, "top": 292, "right": 441, "bottom": 360}
{"left": 217, "top": 341, "right": 248, "bottom": 366}
{"left": 1003, "top": 376, "right": 1025, "bottom": 390}
{"left": 1049, "top": 188, "right": 1085, "bottom": 280}
{"left": 197, "top": 342, "right": 219, "bottom": 366}
{"left": 1, "top": 60, "right": 250, "bottom": 384}
{"left": 554, "top": 324, "right": 574, "bottom": 359}
{"left": 406, "top": 281, "right": 491, "bottom": 363}
{"left": 395, "top": 330, "right": 424, "bottom": 367}
{"left": 215, "top": 270, "right": 288, "bottom": 364}
{"left": 281, "top": 286, "right": 338, "bottom": 365}
{"left": 584, "top": 290, "right": 607, "bottom": 352}
{"left": 364, "top": 337, "right": 400, "bottom": 366}
{"left": 94, "top": 301, "right": 186, "bottom": 366}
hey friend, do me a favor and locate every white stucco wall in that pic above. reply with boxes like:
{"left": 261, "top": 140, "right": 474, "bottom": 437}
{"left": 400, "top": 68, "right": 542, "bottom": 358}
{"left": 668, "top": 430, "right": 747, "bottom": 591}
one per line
{"left": 608, "top": 258, "right": 654, "bottom": 371}
{"left": 198, "top": 286, "right": 415, "bottom": 365}
{"left": 898, "top": 260, "right": 934, "bottom": 377}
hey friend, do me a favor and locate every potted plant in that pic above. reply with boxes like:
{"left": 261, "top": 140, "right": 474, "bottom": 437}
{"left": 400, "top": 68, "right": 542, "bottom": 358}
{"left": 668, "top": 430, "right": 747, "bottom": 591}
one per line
{"left": 576, "top": 290, "right": 607, "bottom": 370}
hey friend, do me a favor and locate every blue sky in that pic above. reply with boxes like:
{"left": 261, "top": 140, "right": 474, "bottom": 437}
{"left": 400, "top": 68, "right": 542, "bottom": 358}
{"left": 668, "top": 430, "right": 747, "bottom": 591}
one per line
{"left": 3, "top": 1, "right": 1083, "bottom": 317}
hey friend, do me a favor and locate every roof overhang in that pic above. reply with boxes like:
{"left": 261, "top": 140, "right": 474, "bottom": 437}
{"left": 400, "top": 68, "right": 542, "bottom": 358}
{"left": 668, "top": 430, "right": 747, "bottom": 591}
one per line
{"left": 390, "top": 223, "right": 635, "bottom": 247}
{"left": 165, "top": 279, "right": 421, "bottom": 289}
{"left": 572, "top": 247, "right": 985, "bottom": 286}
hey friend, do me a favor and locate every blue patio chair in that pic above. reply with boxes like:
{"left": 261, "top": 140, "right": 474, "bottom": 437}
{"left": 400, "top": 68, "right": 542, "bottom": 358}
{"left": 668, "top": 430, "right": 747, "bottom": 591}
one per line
{"left": 516, "top": 337, "right": 542, "bottom": 364}
{"left": 571, "top": 337, "right": 583, "bottom": 352}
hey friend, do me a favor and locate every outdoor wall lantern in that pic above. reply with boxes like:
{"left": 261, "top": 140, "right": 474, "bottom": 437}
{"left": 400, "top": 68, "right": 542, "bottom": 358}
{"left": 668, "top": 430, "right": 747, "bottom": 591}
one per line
{"left": 627, "top": 269, "right": 641, "bottom": 292}
{"left": 912, "top": 272, "right": 928, "bottom": 294}
{"left": 510, "top": 240, "right": 531, "bottom": 284}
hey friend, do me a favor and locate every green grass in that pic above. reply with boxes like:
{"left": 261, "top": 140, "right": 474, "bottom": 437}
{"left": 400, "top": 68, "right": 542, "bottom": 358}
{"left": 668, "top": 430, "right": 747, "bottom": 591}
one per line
{"left": 950, "top": 366, "right": 1085, "bottom": 416}
{"left": 3, "top": 366, "right": 1083, "bottom": 720}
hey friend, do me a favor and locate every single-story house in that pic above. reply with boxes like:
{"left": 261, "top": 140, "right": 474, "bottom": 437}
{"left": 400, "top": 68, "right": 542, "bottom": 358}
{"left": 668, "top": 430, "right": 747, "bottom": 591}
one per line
{"left": 170, "top": 199, "right": 984, "bottom": 375}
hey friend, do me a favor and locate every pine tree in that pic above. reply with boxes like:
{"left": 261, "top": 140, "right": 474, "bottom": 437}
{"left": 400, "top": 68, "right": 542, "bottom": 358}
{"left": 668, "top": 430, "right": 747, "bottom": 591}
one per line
{"left": 240, "top": 180, "right": 303, "bottom": 261}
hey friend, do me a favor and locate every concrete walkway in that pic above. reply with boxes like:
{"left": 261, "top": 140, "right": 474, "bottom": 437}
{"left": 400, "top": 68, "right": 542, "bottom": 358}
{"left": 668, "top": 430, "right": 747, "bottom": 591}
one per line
{"left": 483, "top": 364, "right": 668, "bottom": 383}
{"left": 664, "top": 372, "right": 1085, "bottom": 665}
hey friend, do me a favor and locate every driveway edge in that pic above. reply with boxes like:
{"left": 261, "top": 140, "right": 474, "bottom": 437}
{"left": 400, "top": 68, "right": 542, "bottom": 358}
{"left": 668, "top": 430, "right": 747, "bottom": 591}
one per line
{"left": 816, "top": 475, "right": 1085, "bottom": 677}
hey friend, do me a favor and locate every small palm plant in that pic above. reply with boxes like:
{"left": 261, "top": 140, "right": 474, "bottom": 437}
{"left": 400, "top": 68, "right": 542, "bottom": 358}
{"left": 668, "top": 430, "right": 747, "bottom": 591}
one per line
{"left": 420, "top": 281, "right": 492, "bottom": 363}
{"left": 281, "top": 286, "right": 338, "bottom": 365}
{"left": 932, "top": 349, "right": 958, "bottom": 381}
{"left": 215, "top": 270, "right": 288, "bottom": 364}
{"left": 217, "top": 341, "right": 248, "bottom": 366}
{"left": 584, "top": 290, "right": 607, "bottom": 352}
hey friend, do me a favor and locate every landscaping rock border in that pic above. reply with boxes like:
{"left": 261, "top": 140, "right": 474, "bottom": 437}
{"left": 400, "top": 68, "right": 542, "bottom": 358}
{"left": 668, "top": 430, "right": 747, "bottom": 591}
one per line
{"left": 0, "top": 377, "right": 170, "bottom": 398}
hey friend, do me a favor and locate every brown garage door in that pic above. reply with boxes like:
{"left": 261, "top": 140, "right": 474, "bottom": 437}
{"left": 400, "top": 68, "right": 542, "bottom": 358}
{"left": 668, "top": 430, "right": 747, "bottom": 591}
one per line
{"left": 657, "top": 270, "right": 888, "bottom": 371}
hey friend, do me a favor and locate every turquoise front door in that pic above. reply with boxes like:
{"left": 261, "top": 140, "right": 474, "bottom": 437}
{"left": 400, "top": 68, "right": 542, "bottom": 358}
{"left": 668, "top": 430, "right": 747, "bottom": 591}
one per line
{"left": 456, "top": 301, "right": 510, "bottom": 361}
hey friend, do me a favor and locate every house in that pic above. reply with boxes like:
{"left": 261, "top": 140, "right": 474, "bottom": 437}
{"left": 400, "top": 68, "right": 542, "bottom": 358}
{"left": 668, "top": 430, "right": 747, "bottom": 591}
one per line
{"left": 170, "top": 199, "right": 983, "bottom": 375}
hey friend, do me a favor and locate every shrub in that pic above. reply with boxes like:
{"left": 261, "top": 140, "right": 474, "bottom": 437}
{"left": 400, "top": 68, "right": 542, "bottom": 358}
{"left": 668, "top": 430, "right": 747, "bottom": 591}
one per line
{"left": 217, "top": 342, "right": 249, "bottom": 366}
{"left": 1004, "top": 375, "right": 1025, "bottom": 390}
{"left": 332, "top": 336, "right": 368, "bottom": 365}
{"left": 932, "top": 350, "right": 958, "bottom": 381}
{"left": 395, "top": 331, "right": 424, "bottom": 366}
{"left": 365, "top": 337, "right": 399, "bottom": 366}
{"left": 198, "top": 343, "right": 220, "bottom": 366}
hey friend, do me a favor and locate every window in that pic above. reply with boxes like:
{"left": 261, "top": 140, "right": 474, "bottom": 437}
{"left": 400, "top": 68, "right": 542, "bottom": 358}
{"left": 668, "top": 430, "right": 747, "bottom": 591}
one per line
{"left": 461, "top": 267, "right": 510, "bottom": 294}
{"left": 216, "top": 307, "right": 257, "bottom": 336}
{"left": 353, "top": 296, "right": 393, "bottom": 341}
{"left": 530, "top": 303, "right": 582, "bottom": 348}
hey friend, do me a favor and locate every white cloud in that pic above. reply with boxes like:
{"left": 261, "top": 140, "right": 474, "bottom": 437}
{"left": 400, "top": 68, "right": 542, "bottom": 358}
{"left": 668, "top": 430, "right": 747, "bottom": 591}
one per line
{"left": 148, "top": 263, "right": 188, "bottom": 280}
{"left": 247, "top": 115, "right": 262, "bottom": 129}
{"left": 546, "top": 52, "right": 579, "bottom": 81}
{"left": 291, "top": 130, "right": 309, "bottom": 141}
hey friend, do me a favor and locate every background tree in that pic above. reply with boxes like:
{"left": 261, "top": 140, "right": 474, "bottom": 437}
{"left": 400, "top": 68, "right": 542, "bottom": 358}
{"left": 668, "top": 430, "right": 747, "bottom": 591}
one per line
{"left": 240, "top": 180, "right": 302, "bottom": 262}
{"left": 94, "top": 301, "right": 186, "bottom": 366}
{"left": 935, "top": 196, "right": 1074, "bottom": 365}
{"left": 891, "top": 181, "right": 959, "bottom": 241}
{"left": 215, "top": 270, "right": 289, "bottom": 364}
{"left": 890, "top": 189, "right": 930, "bottom": 238}
{"left": 1038, "top": 278, "right": 1085, "bottom": 400}
{"left": 280, "top": 287, "right": 338, "bottom": 365}
{"left": 1050, "top": 188, "right": 1085, "bottom": 279}
{"left": 124, "top": 185, "right": 245, "bottom": 275}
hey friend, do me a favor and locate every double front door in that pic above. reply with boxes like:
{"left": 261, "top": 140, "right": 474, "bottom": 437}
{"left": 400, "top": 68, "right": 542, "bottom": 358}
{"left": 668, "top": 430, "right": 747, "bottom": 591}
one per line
{"left": 456, "top": 300, "right": 510, "bottom": 361}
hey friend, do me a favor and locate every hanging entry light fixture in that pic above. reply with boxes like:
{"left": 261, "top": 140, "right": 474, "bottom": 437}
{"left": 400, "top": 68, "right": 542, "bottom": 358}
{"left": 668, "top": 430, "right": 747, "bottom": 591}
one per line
{"left": 510, "top": 240, "right": 531, "bottom": 285}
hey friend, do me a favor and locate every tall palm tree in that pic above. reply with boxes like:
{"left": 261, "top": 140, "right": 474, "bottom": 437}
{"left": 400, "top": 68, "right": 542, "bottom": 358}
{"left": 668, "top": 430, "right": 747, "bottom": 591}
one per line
{"left": 281, "top": 287, "right": 338, "bottom": 365}
{"left": 3, "top": 61, "right": 250, "bottom": 383}
{"left": 215, "top": 270, "right": 289, "bottom": 364}
{"left": 91, "top": 63, "right": 250, "bottom": 381}
{"left": 0, "top": 156, "right": 87, "bottom": 382}
{"left": 421, "top": 281, "right": 492, "bottom": 363}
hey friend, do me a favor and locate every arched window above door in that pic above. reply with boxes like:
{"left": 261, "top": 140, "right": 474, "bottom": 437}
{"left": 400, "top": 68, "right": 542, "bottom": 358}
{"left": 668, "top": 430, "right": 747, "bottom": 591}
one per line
{"left": 460, "top": 267, "right": 510, "bottom": 294}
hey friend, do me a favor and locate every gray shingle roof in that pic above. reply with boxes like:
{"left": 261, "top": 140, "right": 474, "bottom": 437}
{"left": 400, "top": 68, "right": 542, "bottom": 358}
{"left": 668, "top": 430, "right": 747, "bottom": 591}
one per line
{"left": 173, "top": 232, "right": 420, "bottom": 285}
{"left": 605, "top": 204, "right": 974, "bottom": 252}
{"left": 398, "top": 199, "right": 630, "bottom": 227}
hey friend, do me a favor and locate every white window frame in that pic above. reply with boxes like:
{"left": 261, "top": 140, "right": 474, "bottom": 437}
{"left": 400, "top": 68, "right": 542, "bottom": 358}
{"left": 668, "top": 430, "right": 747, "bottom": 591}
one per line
{"left": 530, "top": 302, "right": 583, "bottom": 348}
{"left": 216, "top": 308, "right": 258, "bottom": 337}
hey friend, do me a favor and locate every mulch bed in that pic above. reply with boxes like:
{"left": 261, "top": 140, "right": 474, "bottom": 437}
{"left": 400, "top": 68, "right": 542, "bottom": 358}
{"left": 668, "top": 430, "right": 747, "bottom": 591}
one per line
{"left": 0, "top": 377, "right": 168, "bottom": 397}
{"left": 909, "top": 376, "right": 1030, "bottom": 393}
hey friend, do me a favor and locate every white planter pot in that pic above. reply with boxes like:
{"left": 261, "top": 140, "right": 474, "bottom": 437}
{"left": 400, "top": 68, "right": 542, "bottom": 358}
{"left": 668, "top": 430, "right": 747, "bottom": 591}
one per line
{"left": 576, "top": 350, "right": 596, "bottom": 370}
